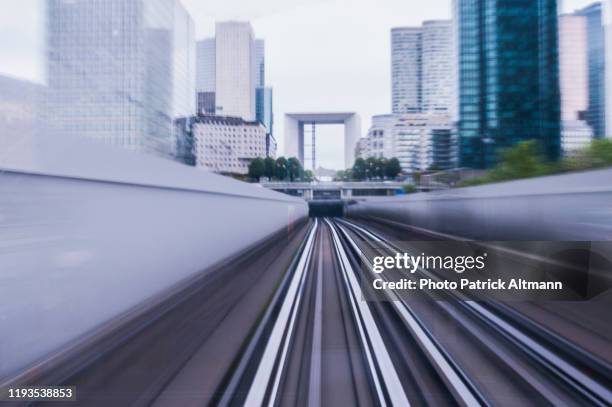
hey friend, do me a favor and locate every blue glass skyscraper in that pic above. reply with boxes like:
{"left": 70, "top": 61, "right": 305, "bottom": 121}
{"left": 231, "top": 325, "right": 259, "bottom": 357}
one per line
{"left": 256, "top": 87, "right": 274, "bottom": 157}
{"left": 455, "top": 0, "right": 561, "bottom": 169}
{"left": 576, "top": 2, "right": 606, "bottom": 138}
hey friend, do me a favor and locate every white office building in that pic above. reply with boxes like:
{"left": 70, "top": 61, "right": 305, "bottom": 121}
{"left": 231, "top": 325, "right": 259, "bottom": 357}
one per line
{"left": 394, "top": 114, "right": 453, "bottom": 172}
{"left": 559, "top": 14, "right": 594, "bottom": 152}
{"left": 193, "top": 115, "right": 266, "bottom": 174}
{"left": 391, "top": 20, "right": 453, "bottom": 115}
{"left": 46, "top": 0, "right": 196, "bottom": 159}
{"left": 421, "top": 20, "right": 453, "bottom": 113}
{"left": 214, "top": 22, "right": 257, "bottom": 121}
{"left": 391, "top": 27, "right": 422, "bottom": 113}
{"left": 354, "top": 137, "right": 369, "bottom": 160}
{"left": 365, "top": 114, "right": 398, "bottom": 159}
{"left": 362, "top": 113, "right": 454, "bottom": 172}
{"left": 268, "top": 134, "right": 278, "bottom": 159}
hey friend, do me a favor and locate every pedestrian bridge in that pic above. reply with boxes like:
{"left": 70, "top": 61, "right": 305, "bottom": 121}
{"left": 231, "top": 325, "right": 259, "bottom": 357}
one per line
{"left": 260, "top": 181, "right": 405, "bottom": 201}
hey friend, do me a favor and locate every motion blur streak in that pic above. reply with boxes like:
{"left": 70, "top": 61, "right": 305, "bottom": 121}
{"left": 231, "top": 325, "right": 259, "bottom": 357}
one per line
{"left": 1, "top": 137, "right": 612, "bottom": 406}
{"left": 346, "top": 167, "right": 612, "bottom": 241}
{"left": 0, "top": 133, "right": 307, "bottom": 380}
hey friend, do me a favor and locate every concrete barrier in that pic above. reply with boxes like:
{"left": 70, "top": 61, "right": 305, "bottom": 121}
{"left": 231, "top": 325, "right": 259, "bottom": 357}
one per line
{"left": 0, "top": 134, "right": 307, "bottom": 378}
{"left": 346, "top": 168, "right": 612, "bottom": 241}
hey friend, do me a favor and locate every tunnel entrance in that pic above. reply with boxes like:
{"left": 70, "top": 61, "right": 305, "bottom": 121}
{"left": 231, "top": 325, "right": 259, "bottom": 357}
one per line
{"left": 308, "top": 200, "right": 344, "bottom": 217}
{"left": 313, "top": 189, "right": 341, "bottom": 200}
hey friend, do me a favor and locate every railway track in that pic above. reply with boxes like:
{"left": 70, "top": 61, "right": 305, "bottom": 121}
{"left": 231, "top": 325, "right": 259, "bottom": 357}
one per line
{"left": 215, "top": 218, "right": 612, "bottom": 406}
{"left": 7, "top": 217, "right": 609, "bottom": 406}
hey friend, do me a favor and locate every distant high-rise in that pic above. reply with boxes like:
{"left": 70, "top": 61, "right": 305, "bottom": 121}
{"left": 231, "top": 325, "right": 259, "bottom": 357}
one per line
{"left": 605, "top": 0, "right": 612, "bottom": 136}
{"left": 255, "top": 39, "right": 265, "bottom": 88}
{"left": 391, "top": 21, "right": 452, "bottom": 115}
{"left": 46, "top": 0, "right": 196, "bottom": 159}
{"left": 254, "top": 39, "right": 273, "bottom": 147}
{"left": 196, "top": 38, "right": 216, "bottom": 114}
{"left": 214, "top": 22, "right": 256, "bottom": 121}
{"left": 391, "top": 27, "right": 422, "bottom": 114}
{"left": 575, "top": 2, "right": 607, "bottom": 138}
{"left": 454, "top": 0, "right": 561, "bottom": 169}
{"left": 559, "top": 14, "right": 593, "bottom": 152}
{"left": 256, "top": 87, "right": 274, "bottom": 156}
{"left": 421, "top": 21, "right": 453, "bottom": 113}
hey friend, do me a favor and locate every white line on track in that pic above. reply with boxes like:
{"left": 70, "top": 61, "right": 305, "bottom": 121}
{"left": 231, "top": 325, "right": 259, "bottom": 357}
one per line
{"left": 307, "top": 233, "right": 323, "bottom": 407}
{"left": 337, "top": 219, "right": 483, "bottom": 407}
{"left": 341, "top": 218, "right": 612, "bottom": 406}
{"left": 325, "top": 218, "right": 411, "bottom": 407}
{"left": 245, "top": 219, "right": 319, "bottom": 407}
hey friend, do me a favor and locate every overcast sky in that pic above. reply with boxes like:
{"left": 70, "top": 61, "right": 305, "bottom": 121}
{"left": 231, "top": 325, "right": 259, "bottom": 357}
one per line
{"left": 0, "top": 0, "right": 601, "bottom": 169}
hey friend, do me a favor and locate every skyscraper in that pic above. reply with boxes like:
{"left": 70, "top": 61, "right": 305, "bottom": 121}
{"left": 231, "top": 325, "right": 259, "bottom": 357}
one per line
{"left": 454, "top": 0, "right": 561, "bottom": 169}
{"left": 197, "top": 30, "right": 267, "bottom": 120}
{"left": 384, "top": 20, "right": 454, "bottom": 172}
{"left": 605, "top": 0, "right": 612, "bottom": 136}
{"left": 255, "top": 39, "right": 266, "bottom": 88}
{"left": 46, "top": 0, "right": 195, "bottom": 159}
{"left": 391, "top": 21, "right": 453, "bottom": 115}
{"left": 559, "top": 14, "right": 593, "bottom": 152}
{"left": 214, "top": 22, "right": 256, "bottom": 121}
{"left": 421, "top": 20, "right": 453, "bottom": 113}
{"left": 575, "top": 2, "right": 607, "bottom": 138}
{"left": 196, "top": 38, "right": 216, "bottom": 114}
{"left": 391, "top": 27, "right": 422, "bottom": 114}
{"left": 254, "top": 38, "right": 273, "bottom": 143}
{"left": 256, "top": 87, "right": 275, "bottom": 157}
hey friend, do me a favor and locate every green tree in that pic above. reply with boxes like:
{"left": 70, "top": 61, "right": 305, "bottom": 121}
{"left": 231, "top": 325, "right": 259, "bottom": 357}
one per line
{"left": 376, "top": 157, "right": 387, "bottom": 179}
{"left": 248, "top": 157, "right": 265, "bottom": 181}
{"left": 335, "top": 169, "right": 354, "bottom": 181}
{"left": 365, "top": 157, "right": 379, "bottom": 179}
{"left": 303, "top": 170, "right": 314, "bottom": 182}
{"left": 352, "top": 158, "right": 367, "bottom": 180}
{"left": 275, "top": 157, "right": 288, "bottom": 180}
{"left": 488, "top": 140, "right": 552, "bottom": 181}
{"left": 264, "top": 157, "right": 276, "bottom": 179}
{"left": 459, "top": 141, "right": 553, "bottom": 186}
{"left": 287, "top": 157, "right": 303, "bottom": 181}
{"left": 385, "top": 157, "right": 402, "bottom": 179}
{"left": 589, "top": 139, "right": 612, "bottom": 167}
{"left": 563, "top": 138, "right": 612, "bottom": 171}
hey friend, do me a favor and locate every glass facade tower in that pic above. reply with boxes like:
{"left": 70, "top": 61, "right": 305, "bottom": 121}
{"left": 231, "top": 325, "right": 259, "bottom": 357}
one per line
{"left": 575, "top": 2, "right": 606, "bottom": 138}
{"left": 455, "top": 0, "right": 561, "bottom": 169}
{"left": 256, "top": 87, "right": 273, "bottom": 134}
{"left": 46, "top": 0, "right": 195, "bottom": 159}
{"left": 256, "top": 87, "right": 274, "bottom": 157}
{"left": 196, "top": 38, "right": 216, "bottom": 114}
{"left": 255, "top": 39, "right": 265, "bottom": 88}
